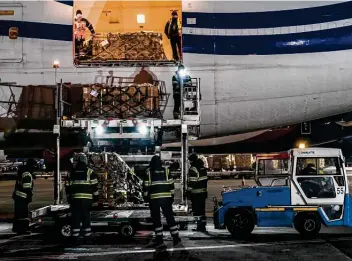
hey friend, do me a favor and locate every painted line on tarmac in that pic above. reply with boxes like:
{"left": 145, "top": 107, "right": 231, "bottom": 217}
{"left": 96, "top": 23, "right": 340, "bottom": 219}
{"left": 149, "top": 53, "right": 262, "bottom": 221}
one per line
{"left": 53, "top": 239, "right": 326, "bottom": 259}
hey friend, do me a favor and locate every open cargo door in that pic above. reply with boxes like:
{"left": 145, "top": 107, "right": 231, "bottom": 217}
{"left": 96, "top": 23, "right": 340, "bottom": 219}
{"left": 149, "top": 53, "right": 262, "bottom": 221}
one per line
{"left": 0, "top": 3, "right": 23, "bottom": 62}
{"left": 73, "top": 1, "right": 182, "bottom": 67}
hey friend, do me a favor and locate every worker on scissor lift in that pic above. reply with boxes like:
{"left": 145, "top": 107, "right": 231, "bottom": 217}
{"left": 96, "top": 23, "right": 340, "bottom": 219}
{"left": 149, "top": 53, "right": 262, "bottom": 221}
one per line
{"left": 12, "top": 158, "right": 37, "bottom": 235}
{"left": 143, "top": 155, "right": 181, "bottom": 249}
{"left": 172, "top": 64, "right": 192, "bottom": 119}
{"left": 66, "top": 154, "right": 98, "bottom": 244}
{"left": 187, "top": 154, "right": 208, "bottom": 232}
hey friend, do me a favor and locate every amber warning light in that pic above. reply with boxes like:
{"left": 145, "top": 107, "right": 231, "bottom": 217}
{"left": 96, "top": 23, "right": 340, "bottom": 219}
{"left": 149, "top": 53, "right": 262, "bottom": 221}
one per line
{"left": 0, "top": 10, "right": 14, "bottom": 16}
{"left": 9, "top": 27, "right": 18, "bottom": 40}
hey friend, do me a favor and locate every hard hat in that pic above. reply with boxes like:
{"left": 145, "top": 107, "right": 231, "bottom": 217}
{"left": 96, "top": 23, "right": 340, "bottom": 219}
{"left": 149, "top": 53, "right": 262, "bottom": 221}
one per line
{"left": 188, "top": 153, "right": 198, "bottom": 162}
{"left": 73, "top": 153, "right": 88, "bottom": 165}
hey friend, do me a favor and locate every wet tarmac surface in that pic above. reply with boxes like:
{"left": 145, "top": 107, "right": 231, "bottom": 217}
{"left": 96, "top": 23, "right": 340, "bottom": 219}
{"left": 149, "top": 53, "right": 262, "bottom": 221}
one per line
{"left": 2, "top": 224, "right": 352, "bottom": 261}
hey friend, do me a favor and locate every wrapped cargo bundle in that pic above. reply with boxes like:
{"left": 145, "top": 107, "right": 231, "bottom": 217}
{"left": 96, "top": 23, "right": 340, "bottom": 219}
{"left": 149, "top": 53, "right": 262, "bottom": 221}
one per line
{"left": 235, "top": 154, "right": 254, "bottom": 171}
{"left": 84, "top": 152, "right": 144, "bottom": 206}
{"left": 91, "top": 32, "right": 167, "bottom": 61}
{"left": 80, "top": 83, "right": 160, "bottom": 118}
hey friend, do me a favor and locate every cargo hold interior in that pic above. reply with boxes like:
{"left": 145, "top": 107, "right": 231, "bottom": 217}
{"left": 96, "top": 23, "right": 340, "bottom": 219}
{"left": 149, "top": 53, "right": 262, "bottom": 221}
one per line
{"left": 74, "top": 0, "right": 182, "bottom": 65}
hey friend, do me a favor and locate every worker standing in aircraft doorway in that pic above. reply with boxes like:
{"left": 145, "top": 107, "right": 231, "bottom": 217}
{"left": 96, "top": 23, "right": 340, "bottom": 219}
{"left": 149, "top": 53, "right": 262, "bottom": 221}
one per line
{"left": 65, "top": 154, "right": 98, "bottom": 244}
{"left": 74, "top": 10, "right": 95, "bottom": 59}
{"left": 187, "top": 154, "right": 208, "bottom": 232}
{"left": 165, "top": 10, "right": 182, "bottom": 61}
{"left": 143, "top": 155, "right": 181, "bottom": 249}
{"left": 12, "top": 158, "right": 37, "bottom": 235}
{"left": 172, "top": 64, "right": 192, "bottom": 119}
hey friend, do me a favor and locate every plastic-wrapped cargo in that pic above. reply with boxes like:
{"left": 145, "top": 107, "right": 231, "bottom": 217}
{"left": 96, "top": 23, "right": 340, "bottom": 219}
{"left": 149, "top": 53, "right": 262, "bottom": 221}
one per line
{"left": 83, "top": 152, "right": 144, "bottom": 205}
{"left": 80, "top": 83, "right": 160, "bottom": 118}
{"left": 235, "top": 154, "right": 254, "bottom": 171}
{"left": 91, "top": 32, "right": 167, "bottom": 61}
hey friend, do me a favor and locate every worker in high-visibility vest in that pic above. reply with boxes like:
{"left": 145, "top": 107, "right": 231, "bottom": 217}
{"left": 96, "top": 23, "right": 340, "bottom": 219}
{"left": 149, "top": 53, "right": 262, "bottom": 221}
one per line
{"left": 164, "top": 10, "right": 182, "bottom": 61}
{"left": 74, "top": 9, "right": 95, "bottom": 58}
{"left": 188, "top": 154, "right": 208, "bottom": 232}
{"left": 66, "top": 154, "right": 98, "bottom": 244}
{"left": 172, "top": 64, "right": 192, "bottom": 119}
{"left": 143, "top": 155, "right": 181, "bottom": 249}
{"left": 12, "top": 158, "right": 37, "bottom": 235}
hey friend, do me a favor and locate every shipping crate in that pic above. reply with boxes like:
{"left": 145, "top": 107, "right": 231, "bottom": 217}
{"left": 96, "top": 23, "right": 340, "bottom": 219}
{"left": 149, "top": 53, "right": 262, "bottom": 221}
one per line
{"left": 91, "top": 32, "right": 167, "bottom": 61}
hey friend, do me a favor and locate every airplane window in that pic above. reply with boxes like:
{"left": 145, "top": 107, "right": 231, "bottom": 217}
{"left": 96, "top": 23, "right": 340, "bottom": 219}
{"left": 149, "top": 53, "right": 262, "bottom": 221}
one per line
{"left": 296, "top": 157, "right": 341, "bottom": 176}
{"left": 258, "top": 159, "right": 288, "bottom": 175}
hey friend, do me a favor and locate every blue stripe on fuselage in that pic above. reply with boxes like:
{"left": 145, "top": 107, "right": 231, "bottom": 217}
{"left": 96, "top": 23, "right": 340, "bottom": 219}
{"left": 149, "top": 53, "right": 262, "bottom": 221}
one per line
{"left": 1, "top": 19, "right": 352, "bottom": 55}
{"left": 183, "top": 1, "right": 352, "bottom": 29}
{"left": 0, "top": 20, "right": 72, "bottom": 42}
{"left": 182, "top": 26, "right": 352, "bottom": 55}
{"left": 55, "top": 0, "right": 74, "bottom": 7}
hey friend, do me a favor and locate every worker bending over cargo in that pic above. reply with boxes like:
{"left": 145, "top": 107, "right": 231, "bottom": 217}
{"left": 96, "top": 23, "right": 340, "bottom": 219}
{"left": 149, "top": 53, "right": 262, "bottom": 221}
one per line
{"left": 143, "top": 155, "right": 181, "bottom": 249}
{"left": 172, "top": 64, "right": 192, "bottom": 119}
{"left": 188, "top": 154, "right": 208, "bottom": 232}
{"left": 74, "top": 10, "right": 95, "bottom": 58}
{"left": 66, "top": 154, "right": 98, "bottom": 244}
{"left": 12, "top": 158, "right": 37, "bottom": 235}
{"left": 165, "top": 11, "right": 182, "bottom": 61}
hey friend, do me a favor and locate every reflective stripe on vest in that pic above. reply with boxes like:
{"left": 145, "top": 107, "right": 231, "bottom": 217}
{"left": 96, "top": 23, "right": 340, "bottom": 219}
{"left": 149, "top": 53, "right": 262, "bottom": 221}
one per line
{"left": 191, "top": 188, "right": 207, "bottom": 194}
{"left": 15, "top": 190, "right": 27, "bottom": 198}
{"left": 71, "top": 193, "right": 93, "bottom": 199}
{"left": 147, "top": 168, "right": 173, "bottom": 199}
{"left": 150, "top": 192, "right": 172, "bottom": 199}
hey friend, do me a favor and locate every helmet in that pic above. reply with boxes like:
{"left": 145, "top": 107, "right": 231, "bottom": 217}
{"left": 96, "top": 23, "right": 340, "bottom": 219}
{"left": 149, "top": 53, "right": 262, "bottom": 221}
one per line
{"left": 149, "top": 155, "right": 162, "bottom": 170}
{"left": 25, "top": 158, "right": 37, "bottom": 168}
{"left": 178, "top": 64, "right": 185, "bottom": 71}
{"left": 188, "top": 153, "right": 198, "bottom": 163}
{"left": 73, "top": 153, "right": 88, "bottom": 165}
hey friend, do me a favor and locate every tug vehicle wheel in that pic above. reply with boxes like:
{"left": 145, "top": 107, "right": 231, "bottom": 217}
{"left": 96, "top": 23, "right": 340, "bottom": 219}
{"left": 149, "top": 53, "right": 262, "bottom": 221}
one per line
{"left": 118, "top": 223, "right": 136, "bottom": 239}
{"left": 225, "top": 208, "right": 255, "bottom": 238}
{"left": 294, "top": 212, "right": 321, "bottom": 237}
{"left": 57, "top": 222, "right": 72, "bottom": 238}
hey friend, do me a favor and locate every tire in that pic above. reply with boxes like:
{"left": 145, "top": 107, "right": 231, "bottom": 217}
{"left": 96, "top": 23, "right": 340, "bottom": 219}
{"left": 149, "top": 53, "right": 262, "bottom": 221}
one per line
{"left": 294, "top": 212, "right": 321, "bottom": 237}
{"left": 118, "top": 223, "right": 136, "bottom": 239}
{"left": 225, "top": 208, "right": 255, "bottom": 238}
{"left": 57, "top": 222, "right": 72, "bottom": 238}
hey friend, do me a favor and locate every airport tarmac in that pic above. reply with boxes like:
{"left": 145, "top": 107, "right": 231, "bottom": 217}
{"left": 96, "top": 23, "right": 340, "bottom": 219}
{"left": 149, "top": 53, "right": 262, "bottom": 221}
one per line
{"left": 0, "top": 178, "right": 257, "bottom": 219}
{"left": 2, "top": 179, "right": 352, "bottom": 261}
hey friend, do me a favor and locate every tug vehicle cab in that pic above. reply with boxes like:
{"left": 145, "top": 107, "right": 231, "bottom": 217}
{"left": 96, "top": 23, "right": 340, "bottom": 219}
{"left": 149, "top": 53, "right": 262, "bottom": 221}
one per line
{"left": 213, "top": 148, "right": 352, "bottom": 238}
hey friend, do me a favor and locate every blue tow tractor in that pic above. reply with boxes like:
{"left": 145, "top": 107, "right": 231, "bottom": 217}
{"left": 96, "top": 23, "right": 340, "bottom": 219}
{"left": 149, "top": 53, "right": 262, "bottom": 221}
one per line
{"left": 213, "top": 148, "right": 352, "bottom": 237}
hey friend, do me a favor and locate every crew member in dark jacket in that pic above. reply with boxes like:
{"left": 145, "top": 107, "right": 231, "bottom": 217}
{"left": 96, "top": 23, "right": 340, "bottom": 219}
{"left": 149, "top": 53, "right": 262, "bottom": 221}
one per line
{"left": 12, "top": 158, "right": 37, "bottom": 234}
{"left": 74, "top": 9, "right": 95, "bottom": 58}
{"left": 188, "top": 154, "right": 208, "bottom": 231}
{"left": 143, "top": 155, "right": 181, "bottom": 249}
{"left": 164, "top": 11, "right": 182, "bottom": 61}
{"left": 66, "top": 154, "right": 98, "bottom": 243}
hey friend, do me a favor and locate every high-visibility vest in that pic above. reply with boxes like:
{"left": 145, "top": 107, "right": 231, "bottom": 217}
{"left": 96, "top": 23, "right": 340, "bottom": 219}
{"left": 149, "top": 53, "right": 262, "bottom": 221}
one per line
{"left": 188, "top": 167, "right": 208, "bottom": 195}
{"left": 143, "top": 168, "right": 174, "bottom": 200}
{"left": 168, "top": 18, "right": 182, "bottom": 37}
{"left": 66, "top": 167, "right": 98, "bottom": 200}
{"left": 13, "top": 171, "right": 33, "bottom": 200}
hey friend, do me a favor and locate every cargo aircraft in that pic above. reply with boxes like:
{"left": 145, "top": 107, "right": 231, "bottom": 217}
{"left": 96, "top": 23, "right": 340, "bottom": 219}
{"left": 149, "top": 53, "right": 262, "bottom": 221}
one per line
{"left": 1, "top": 0, "right": 352, "bottom": 147}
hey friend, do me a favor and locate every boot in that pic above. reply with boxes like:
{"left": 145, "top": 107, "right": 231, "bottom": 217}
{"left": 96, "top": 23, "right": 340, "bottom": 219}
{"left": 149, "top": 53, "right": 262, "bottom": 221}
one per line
{"left": 146, "top": 237, "right": 166, "bottom": 250}
{"left": 172, "top": 235, "right": 181, "bottom": 246}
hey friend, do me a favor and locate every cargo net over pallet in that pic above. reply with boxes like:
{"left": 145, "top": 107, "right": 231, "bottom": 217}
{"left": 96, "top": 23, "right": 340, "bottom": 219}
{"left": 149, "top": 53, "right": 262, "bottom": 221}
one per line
{"left": 67, "top": 76, "right": 169, "bottom": 119}
{"left": 75, "top": 32, "right": 177, "bottom": 67}
{"left": 84, "top": 152, "right": 145, "bottom": 207}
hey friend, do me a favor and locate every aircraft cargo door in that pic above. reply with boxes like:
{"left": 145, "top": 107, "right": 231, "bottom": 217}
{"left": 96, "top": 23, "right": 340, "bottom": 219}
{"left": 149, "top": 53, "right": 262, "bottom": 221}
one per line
{"left": 0, "top": 4, "right": 23, "bottom": 62}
